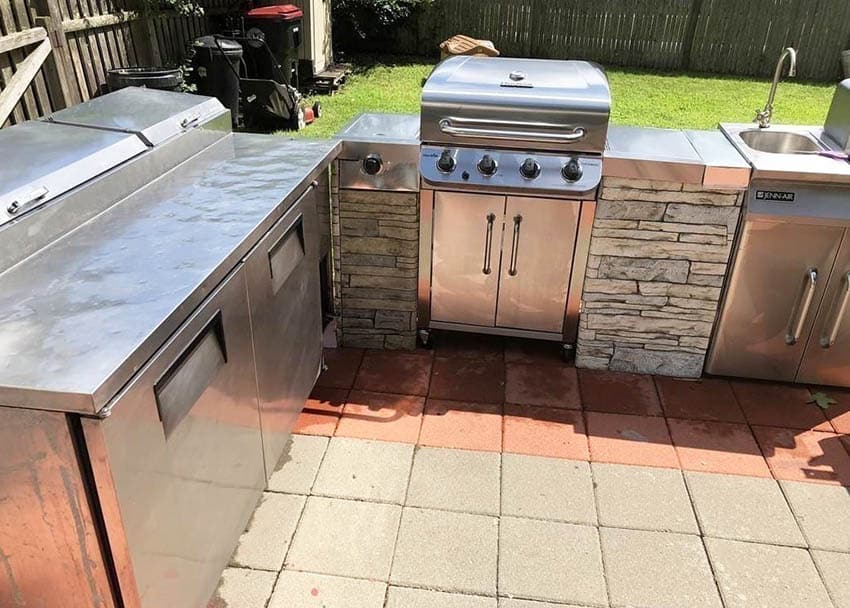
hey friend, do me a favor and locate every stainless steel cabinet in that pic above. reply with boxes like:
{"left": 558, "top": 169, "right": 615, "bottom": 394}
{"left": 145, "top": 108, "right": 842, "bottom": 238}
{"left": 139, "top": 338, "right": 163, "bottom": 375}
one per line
{"left": 245, "top": 182, "right": 324, "bottom": 478}
{"left": 430, "top": 191, "right": 581, "bottom": 336}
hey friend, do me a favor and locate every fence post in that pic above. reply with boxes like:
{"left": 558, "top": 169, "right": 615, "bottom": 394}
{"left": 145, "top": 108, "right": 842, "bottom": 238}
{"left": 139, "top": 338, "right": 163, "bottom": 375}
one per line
{"left": 32, "top": 0, "right": 77, "bottom": 109}
{"left": 680, "top": 0, "right": 704, "bottom": 71}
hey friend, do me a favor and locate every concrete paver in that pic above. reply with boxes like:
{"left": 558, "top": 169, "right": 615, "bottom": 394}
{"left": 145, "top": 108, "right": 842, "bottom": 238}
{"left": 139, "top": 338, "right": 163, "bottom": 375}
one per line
{"left": 390, "top": 507, "right": 499, "bottom": 596}
{"left": 498, "top": 516, "right": 607, "bottom": 607}
{"left": 230, "top": 493, "right": 305, "bottom": 570}
{"left": 501, "top": 454, "right": 596, "bottom": 524}
{"left": 406, "top": 447, "right": 500, "bottom": 515}
{"left": 499, "top": 601, "right": 587, "bottom": 608}
{"left": 285, "top": 496, "right": 401, "bottom": 580}
{"left": 268, "top": 571, "right": 386, "bottom": 608}
{"left": 312, "top": 437, "right": 413, "bottom": 503}
{"left": 267, "top": 434, "right": 329, "bottom": 494}
{"left": 385, "top": 586, "right": 497, "bottom": 608}
{"left": 705, "top": 537, "right": 833, "bottom": 608}
{"left": 686, "top": 472, "right": 805, "bottom": 546}
{"left": 212, "top": 568, "right": 277, "bottom": 608}
{"left": 593, "top": 462, "right": 698, "bottom": 534}
{"left": 781, "top": 480, "right": 850, "bottom": 551}
{"left": 600, "top": 527, "right": 722, "bottom": 608}
{"left": 811, "top": 550, "right": 850, "bottom": 608}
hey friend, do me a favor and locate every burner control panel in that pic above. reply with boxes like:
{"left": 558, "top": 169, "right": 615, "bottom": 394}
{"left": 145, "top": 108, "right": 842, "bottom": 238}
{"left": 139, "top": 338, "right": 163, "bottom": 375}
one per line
{"left": 420, "top": 146, "right": 602, "bottom": 195}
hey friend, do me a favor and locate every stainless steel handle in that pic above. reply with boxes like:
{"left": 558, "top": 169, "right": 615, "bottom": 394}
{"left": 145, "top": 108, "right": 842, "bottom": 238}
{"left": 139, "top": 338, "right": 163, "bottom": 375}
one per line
{"left": 180, "top": 113, "right": 201, "bottom": 129}
{"left": 508, "top": 214, "right": 522, "bottom": 277}
{"left": 6, "top": 185, "right": 49, "bottom": 215}
{"left": 482, "top": 213, "right": 496, "bottom": 275}
{"left": 786, "top": 268, "right": 818, "bottom": 345}
{"left": 438, "top": 117, "right": 586, "bottom": 143}
{"left": 821, "top": 271, "right": 850, "bottom": 348}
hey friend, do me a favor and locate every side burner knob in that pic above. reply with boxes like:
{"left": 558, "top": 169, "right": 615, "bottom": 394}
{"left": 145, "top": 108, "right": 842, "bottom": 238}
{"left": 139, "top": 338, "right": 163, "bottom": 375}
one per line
{"left": 362, "top": 154, "right": 383, "bottom": 175}
{"left": 561, "top": 157, "right": 583, "bottom": 182}
{"left": 437, "top": 149, "right": 456, "bottom": 173}
{"left": 477, "top": 154, "right": 498, "bottom": 176}
{"left": 519, "top": 158, "right": 541, "bottom": 179}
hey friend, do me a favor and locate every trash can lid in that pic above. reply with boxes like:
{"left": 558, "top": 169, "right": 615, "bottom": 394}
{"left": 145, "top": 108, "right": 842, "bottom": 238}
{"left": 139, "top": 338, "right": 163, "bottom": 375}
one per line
{"left": 244, "top": 3, "right": 303, "bottom": 21}
{"left": 192, "top": 35, "right": 244, "bottom": 55}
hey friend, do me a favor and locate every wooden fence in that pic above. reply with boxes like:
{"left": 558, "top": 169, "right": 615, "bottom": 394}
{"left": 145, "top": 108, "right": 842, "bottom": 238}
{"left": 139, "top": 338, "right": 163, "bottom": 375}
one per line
{"left": 342, "top": 0, "right": 850, "bottom": 82}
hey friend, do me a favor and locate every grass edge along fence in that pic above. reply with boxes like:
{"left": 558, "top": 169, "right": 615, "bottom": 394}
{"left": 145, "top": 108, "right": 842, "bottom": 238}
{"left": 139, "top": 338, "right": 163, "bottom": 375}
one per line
{"left": 334, "top": 0, "right": 850, "bottom": 82}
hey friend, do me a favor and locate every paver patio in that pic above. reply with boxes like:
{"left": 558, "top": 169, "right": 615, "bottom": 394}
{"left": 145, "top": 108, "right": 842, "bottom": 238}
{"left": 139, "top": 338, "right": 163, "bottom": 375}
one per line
{"left": 213, "top": 335, "right": 850, "bottom": 607}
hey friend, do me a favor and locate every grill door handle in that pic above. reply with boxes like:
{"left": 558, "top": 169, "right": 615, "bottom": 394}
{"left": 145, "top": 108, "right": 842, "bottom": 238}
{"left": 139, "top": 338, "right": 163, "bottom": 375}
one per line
{"left": 786, "top": 268, "right": 818, "bottom": 345}
{"left": 821, "top": 271, "right": 850, "bottom": 348}
{"left": 438, "top": 118, "right": 586, "bottom": 143}
{"left": 508, "top": 214, "right": 522, "bottom": 276}
{"left": 482, "top": 213, "right": 496, "bottom": 275}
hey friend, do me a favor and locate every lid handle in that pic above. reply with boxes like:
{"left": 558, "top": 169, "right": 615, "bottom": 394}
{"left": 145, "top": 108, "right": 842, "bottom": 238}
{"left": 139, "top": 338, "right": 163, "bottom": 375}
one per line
{"left": 180, "top": 113, "right": 201, "bottom": 129}
{"left": 6, "top": 186, "right": 49, "bottom": 216}
{"left": 438, "top": 117, "right": 586, "bottom": 143}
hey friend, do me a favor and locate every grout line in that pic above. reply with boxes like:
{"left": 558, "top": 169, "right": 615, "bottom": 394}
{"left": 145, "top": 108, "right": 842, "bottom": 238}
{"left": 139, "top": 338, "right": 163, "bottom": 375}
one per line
{"left": 381, "top": 438, "right": 419, "bottom": 607}
{"left": 587, "top": 461, "right": 612, "bottom": 607}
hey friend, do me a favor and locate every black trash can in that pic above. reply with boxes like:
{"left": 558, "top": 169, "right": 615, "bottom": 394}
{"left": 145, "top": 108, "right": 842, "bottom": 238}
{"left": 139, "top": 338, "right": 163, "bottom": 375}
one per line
{"left": 190, "top": 36, "right": 243, "bottom": 127}
{"left": 107, "top": 67, "right": 183, "bottom": 92}
{"left": 242, "top": 3, "right": 303, "bottom": 87}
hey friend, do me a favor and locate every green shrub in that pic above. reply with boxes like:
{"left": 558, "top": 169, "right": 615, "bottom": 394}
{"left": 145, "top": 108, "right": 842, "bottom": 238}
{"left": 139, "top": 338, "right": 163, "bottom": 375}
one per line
{"left": 333, "top": 0, "right": 424, "bottom": 46}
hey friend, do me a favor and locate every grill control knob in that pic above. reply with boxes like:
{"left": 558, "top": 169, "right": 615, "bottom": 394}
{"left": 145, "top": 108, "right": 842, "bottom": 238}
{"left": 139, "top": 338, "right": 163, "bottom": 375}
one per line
{"left": 519, "top": 158, "right": 541, "bottom": 179}
{"left": 561, "top": 157, "right": 583, "bottom": 182}
{"left": 437, "top": 149, "right": 456, "bottom": 173}
{"left": 477, "top": 154, "right": 498, "bottom": 176}
{"left": 363, "top": 154, "right": 383, "bottom": 175}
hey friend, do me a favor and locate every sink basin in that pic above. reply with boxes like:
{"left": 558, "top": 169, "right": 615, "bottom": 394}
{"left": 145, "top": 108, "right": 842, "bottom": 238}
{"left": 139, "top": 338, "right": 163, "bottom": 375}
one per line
{"left": 739, "top": 130, "right": 824, "bottom": 154}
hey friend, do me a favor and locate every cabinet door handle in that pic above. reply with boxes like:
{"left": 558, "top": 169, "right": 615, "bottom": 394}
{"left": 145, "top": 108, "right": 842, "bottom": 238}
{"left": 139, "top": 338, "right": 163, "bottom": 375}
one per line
{"left": 482, "top": 213, "right": 496, "bottom": 275}
{"left": 508, "top": 214, "right": 523, "bottom": 276}
{"left": 821, "top": 271, "right": 850, "bottom": 348}
{"left": 786, "top": 268, "right": 818, "bottom": 345}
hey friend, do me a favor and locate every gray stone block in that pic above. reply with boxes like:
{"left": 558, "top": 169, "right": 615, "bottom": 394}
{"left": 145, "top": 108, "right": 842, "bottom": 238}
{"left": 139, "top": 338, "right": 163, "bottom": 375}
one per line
{"left": 231, "top": 493, "right": 305, "bottom": 570}
{"left": 407, "top": 447, "right": 500, "bottom": 515}
{"left": 375, "top": 309, "right": 414, "bottom": 330}
{"left": 267, "top": 434, "right": 328, "bottom": 495}
{"left": 609, "top": 346, "right": 705, "bottom": 378}
{"left": 598, "top": 256, "right": 690, "bottom": 283}
{"left": 595, "top": 200, "right": 666, "bottom": 221}
{"left": 268, "top": 571, "right": 386, "bottom": 608}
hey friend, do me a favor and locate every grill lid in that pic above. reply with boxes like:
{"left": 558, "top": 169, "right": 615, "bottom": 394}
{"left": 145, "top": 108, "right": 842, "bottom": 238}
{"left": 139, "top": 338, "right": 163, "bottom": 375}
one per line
{"left": 44, "top": 87, "right": 227, "bottom": 146}
{"left": 421, "top": 56, "right": 611, "bottom": 153}
{"left": 0, "top": 121, "right": 146, "bottom": 228}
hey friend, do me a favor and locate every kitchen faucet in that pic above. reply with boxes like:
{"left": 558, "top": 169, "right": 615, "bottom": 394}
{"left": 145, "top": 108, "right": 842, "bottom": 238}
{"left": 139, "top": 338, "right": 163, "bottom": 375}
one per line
{"left": 755, "top": 47, "right": 797, "bottom": 128}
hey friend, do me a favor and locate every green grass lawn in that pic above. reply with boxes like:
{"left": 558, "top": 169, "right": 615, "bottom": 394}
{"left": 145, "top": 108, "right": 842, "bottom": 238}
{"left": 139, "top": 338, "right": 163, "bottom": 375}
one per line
{"left": 293, "top": 56, "right": 835, "bottom": 139}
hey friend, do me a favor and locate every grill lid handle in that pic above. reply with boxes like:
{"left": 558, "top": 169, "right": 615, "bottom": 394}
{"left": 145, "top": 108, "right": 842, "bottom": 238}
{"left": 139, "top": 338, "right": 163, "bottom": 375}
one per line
{"left": 438, "top": 117, "right": 586, "bottom": 143}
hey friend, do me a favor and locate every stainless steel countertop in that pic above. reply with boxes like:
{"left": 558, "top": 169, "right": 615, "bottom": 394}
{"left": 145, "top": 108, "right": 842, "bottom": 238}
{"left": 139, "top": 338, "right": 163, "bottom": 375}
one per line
{"left": 336, "top": 112, "right": 420, "bottom": 144}
{"left": 0, "top": 133, "right": 339, "bottom": 415}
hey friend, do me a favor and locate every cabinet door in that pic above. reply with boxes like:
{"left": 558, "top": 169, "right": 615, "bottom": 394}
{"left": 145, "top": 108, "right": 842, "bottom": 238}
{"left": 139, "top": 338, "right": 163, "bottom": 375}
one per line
{"left": 706, "top": 220, "right": 843, "bottom": 381}
{"left": 496, "top": 197, "right": 580, "bottom": 333}
{"left": 798, "top": 230, "right": 850, "bottom": 386}
{"left": 431, "top": 192, "right": 505, "bottom": 327}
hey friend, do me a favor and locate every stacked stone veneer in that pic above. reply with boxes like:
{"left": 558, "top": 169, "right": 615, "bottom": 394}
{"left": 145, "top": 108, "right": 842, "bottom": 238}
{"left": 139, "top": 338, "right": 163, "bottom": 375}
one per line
{"left": 576, "top": 177, "right": 745, "bottom": 378}
{"left": 330, "top": 174, "right": 419, "bottom": 349}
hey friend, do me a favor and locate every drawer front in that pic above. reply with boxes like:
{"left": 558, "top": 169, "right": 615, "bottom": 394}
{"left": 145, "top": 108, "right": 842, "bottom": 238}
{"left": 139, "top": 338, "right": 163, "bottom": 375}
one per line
{"left": 245, "top": 184, "right": 324, "bottom": 477}
{"left": 88, "top": 265, "right": 265, "bottom": 608}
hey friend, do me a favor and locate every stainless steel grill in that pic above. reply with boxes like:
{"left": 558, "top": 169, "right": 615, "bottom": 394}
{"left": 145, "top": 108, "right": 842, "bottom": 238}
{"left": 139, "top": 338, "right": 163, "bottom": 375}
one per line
{"left": 417, "top": 56, "right": 611, "bottom": 352}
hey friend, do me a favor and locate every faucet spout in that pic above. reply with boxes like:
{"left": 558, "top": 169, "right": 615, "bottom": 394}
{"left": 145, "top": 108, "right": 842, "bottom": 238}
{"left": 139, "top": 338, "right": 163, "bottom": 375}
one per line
{"left": 755, "top": 47, "right": 797, "bottom": 129}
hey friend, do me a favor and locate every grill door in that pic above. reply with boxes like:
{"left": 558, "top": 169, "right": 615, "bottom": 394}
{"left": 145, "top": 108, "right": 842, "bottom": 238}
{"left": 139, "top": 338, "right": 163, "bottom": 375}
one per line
{"left": 431, "top": 192, "right": 505, "bottom": 327}
{"left": 797, "top": 230, "right": 850, "bottom": 386}
{"left": 496, "top": 197, "right": 580, "bottom": 333}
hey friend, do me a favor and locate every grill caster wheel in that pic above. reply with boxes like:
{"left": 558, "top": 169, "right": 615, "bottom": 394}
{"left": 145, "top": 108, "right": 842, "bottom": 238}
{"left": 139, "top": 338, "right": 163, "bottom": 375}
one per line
{"left": 561, "top": 343, "right": 575, "bottom": 362}
{"left": 418, "top": 330, "right": 432, "bottom": 349}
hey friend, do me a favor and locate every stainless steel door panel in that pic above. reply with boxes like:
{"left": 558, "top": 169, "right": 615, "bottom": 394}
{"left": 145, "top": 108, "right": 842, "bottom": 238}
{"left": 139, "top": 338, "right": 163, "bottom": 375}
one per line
{"left": 245, "top": 185, "right": 323, "bottom": 477}
{"left": 89, "top": 265, "right": 265, "bottom": 608}
{"left": 706, "top": 220, "right": 843, "bottom": 381}
{"left": 798, "top": 231, "right": 850, "bottom": 386}
{"left": 431, "top": 192, "right": 505, "bottom": 326}
{"left": 496, "top": 197, "right": 579, "bottom": 333}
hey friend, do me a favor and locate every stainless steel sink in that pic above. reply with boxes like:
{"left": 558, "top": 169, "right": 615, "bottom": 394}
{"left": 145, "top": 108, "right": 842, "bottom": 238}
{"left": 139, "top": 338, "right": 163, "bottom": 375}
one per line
{"left": 738, "top": 129, "right": 824, "bottom": 154}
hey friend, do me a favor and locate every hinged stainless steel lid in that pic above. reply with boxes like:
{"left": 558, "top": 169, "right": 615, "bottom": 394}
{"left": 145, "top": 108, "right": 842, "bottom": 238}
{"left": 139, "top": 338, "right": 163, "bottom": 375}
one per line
{"left": 0, "top": 121, "right": 147, "bottom": 228}
{"left": 421, "top": 56, "right": 611, "bottom": 153}
{"left": 44, "top": 87, "right": 227, "bottom": 146}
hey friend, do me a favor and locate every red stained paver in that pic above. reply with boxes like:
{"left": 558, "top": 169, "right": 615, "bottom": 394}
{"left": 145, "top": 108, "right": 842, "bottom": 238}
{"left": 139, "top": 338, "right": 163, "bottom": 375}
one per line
{"left": 668, "top": 419, "right": 771, "bottom": 477}
{"left": 505, "top": 363, "right": 581, "bottom": 410}
{"left": 418, "top": 399, "right": 503, "bottom": 452}
{"left": 753, "top": 426, "right": 850, "bottom": 485}
{"left": 732, "top": 381, "right": 830, "bottom": 431}
{"left": 354, "top": 350, "right": 433, "bottom": 396}
{"left": 503, "top": 405, "right": 589, "bottom": 460}
{"left": 586, "top": 411, "right": 678, "bottom": 468}
{"left": 335, "top": 390, "right": 425, "bottom": 443}
{"left": 656, "top": 376, "right": 746, "bottom": 423}
{"left": 429, "top": 356, "right": 505, "bottom": 404}
{"left": 579, "top": 369, "right": 663, "bottom": 416}
{"left": 293, "top": 388, "right": 347, "bottom": 436}
{"left": 504, "top": 338, "right": 564, "bottom": 366}
{"left": 433, "top": 331, "right": 504, "bottom": 362}
{"left": 316, "top": 347, "right": 363, "bottom": 389}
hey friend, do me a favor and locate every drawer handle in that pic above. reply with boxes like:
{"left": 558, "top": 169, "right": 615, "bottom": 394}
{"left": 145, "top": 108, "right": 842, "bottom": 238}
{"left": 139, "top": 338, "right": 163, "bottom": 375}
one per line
{"left": 482, "top": 213, "right": 496, "bottom": 275}
{"left": 508, "top": 214, "right": 523, "bottom": 277}
{"left": 821, "top": 271, "right": 850, "bottom": 348}
{"left": 6, "top": 185, "right": 48, "bottom": 215}
{"left": 786, "top": 268, "right": 818, "bottom": 345}
{"left": 268, "top": 215, "right": 306, "bottom": 294}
